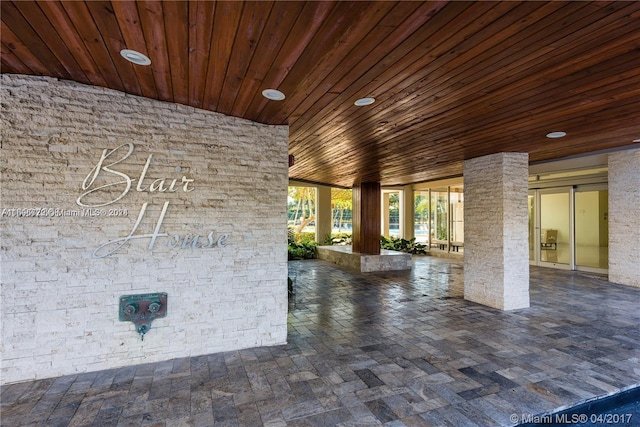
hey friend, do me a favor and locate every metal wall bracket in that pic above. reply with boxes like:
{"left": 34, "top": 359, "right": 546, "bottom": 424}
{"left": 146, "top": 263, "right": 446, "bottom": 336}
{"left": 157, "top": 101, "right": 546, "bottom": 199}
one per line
{"left": 119, "top": 293, "right": 167, "bottom": 340}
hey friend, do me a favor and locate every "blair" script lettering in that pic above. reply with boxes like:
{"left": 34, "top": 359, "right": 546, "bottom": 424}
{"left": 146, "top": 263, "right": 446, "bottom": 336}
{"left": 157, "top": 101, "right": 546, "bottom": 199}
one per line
{"left": 78, "top": 143, "right": 195, "bottom": 208}
{"left": 78, "top": 143, "right": 229, "bottom": 258}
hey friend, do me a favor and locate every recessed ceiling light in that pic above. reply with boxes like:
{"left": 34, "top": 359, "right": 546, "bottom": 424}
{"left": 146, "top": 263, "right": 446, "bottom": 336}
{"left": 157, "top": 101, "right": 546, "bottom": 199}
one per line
{"left": 120, "top": 49, "right": 151, "bottom": 66}
{"left": 354, "top": 97, "right": 375, "bottom": 106}
{"left": 262, "top": 89, "right": 285, "bottom": 101}
{"left": 546, "top": 131, "right": 567, "bottom": 138}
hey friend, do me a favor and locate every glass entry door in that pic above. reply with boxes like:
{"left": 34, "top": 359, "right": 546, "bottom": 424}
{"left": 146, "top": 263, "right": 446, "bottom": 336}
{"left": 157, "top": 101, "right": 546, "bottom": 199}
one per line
{"left": 528, "top": 192, "right": 536, "bottom": 262}
{"left": 529, "top": 185, "right": 608, "bottom": 273}
{"left": 540, "top": 189, "right": 572, "bottom": 267}
{"left": 574, "top": 185, "right": 608, "bottom": 272}
{"left": 529, "top": 188, "right": 573, "bottom": 269}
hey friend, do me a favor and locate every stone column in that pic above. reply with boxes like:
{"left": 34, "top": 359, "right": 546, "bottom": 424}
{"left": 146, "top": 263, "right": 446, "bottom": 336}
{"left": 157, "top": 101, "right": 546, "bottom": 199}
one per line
{"left": 382, "top": 193, "right": 390, "bottom": 236}
{"left": 608, "top": 148, "right": 640, "bottom": 287}
{"left": 316, "top": 185, "right": 332, "bottom": 244}
{"left": 403, "top": 185, "right": 415, "bottom": 240}
{"left": 464, "top": 153, "right": 529, "bottom": 310}
{"left": 352, "top": 182, "right": 381, "bottom": 254}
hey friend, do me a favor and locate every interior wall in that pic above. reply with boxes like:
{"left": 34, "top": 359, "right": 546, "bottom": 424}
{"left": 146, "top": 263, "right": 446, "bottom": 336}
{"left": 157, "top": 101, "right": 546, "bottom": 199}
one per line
{"left": 0, "top": 75, "right": 289, "bottom": 384}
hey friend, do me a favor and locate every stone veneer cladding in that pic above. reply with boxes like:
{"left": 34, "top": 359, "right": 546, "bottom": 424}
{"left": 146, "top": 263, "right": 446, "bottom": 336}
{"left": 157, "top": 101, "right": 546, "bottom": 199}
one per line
{"left": 316, "top": 245, "right": 412, "bottom": 272}
{"left": 463, "top": 152, "right": 530, "bottom": 310}
{"left": 0, "top": 75, "right": 289, "bottom": 384}
{"left": 608, "top": 148, "right": 640, "bottom": 287}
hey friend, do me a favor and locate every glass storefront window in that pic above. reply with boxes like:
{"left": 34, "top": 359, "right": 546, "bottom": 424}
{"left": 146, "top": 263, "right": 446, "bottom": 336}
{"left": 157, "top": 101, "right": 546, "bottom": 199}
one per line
{"left": 288, "top": 186, "right": 316, "bottom": 234}
{"left": 528, "top": 193, "right": 535, "bottom": 261}
{"left": 430, "top": 189, "right": 448, "bottom": 248}
{"left": 388, "top": 192, "right": 400, "bottom": 237}
{"left": 331, "top": 188, "right": 352, "bottom": 233}
{"left": 575, "top": 188, "right": 608, "bottom": 269}
{"left": 414, "top": 192, "right": 429, "bottom": 243}
{"left": 450, "top": 187, "right": 464, "bottom": 249}
{"left": 540, "top": 191, "right": 570, "bottom": 265}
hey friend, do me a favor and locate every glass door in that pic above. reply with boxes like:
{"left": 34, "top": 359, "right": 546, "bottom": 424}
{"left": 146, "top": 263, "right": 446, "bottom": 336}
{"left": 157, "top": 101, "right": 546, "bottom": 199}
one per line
{"left": 449, "top": 187, "right": 464, "bottom": 252}
{"left": 529, "top": 185, "right": 608, "bottom": 272}
{"left": 430, "top": 188, "right": 449, "bottom": 251}
{"left": 574, "top": 185, "right": 608, "bottom": 273}
{"left": 528, "top": 192, "right": 537, "bottom": 263}
{"left": 538, "top": 188, "right": 573, "bottom": 269}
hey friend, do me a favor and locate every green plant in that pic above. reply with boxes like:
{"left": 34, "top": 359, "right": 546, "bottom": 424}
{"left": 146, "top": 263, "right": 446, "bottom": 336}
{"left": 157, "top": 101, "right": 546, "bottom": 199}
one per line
{"left": 288, "top": 276, "right": 294, "bottom": 298}
{"left": 404, "top": 238, "right": 428, "bottom": 255}
{"left": 437, "top": 224, "right": 448, "bottom": 241}
{"left": 380, "top": 236, "right": 427, "bottom": 254}
{"left": 288, "top": 241, "right": 317, "bottom": 260}
{"left": 287, "top": 226, "right": 317, "bottom": 259}
{"left": 329, "top": 232, "right": 352, "bottom": 245}
{"left": 295, "top": 232, "right": 316, "bottom": 244}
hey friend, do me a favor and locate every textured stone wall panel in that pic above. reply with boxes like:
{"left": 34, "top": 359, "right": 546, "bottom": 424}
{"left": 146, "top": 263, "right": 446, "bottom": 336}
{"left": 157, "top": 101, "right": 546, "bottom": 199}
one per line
{"left": 0, "top": 75, "right": 289, "bottom": 384}
{"left": 608, "top": 149, "right": 640, "bottom": 287}
{"left": 463, "top": 153, "right": 529, "bottom": 310}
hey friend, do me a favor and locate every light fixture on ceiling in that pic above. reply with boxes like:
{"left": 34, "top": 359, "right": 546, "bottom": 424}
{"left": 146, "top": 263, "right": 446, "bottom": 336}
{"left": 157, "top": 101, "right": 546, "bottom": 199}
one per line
{"left": 633, "top": 138, "right": 640, "bottom": 143}
{"left": 354, "top": 97, "right": 375, "bottom": 106}
{"left": 120, "top": 49, "right": 151, "bottom": 66}
{"left": 262, "top": 89, "right": 285, "bottom": 101}
{"left": 546, "top": 131, "right": 567, "bottom": 139}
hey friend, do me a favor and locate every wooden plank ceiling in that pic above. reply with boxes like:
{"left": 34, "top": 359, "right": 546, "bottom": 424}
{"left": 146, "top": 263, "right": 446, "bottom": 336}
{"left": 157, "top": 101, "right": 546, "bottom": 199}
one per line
{"left": 2, "top": 1, "right": 639, "bottom": 188}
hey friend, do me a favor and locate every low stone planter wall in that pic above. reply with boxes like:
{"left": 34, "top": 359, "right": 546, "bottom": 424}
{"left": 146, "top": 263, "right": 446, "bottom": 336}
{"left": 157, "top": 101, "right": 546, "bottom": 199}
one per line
{"left": 316, "top": 245, "right": 411, "bottom": 272}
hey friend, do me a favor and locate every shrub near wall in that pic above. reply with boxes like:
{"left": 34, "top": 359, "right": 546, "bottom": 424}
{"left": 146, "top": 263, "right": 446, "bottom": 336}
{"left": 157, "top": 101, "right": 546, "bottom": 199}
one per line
{"left": 0, "top": 75, "right": 289, "bottom": 384}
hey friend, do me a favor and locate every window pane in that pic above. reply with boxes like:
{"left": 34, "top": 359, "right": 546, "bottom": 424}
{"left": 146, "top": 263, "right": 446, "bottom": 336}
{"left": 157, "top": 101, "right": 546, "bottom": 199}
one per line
{"left": 450, "top": 187, "right": 464, "bottom": 251}
{"left": 414, "top": 192, "right": 429, "bottom": 243}
{"left": 431, "top": 189, "right": 448, "bottom": 248}
{"left": 540, "top": 192, "right": 570, "bottom": 264}
{"left": 575, "top": 190, "right": 608, "bottom": 269}
{"left": 288, "top": 186, "right": 317, "bottom": 234}
{"left": 528, "top": 194, "right": 535, "bottom": 261}
{"left": 331, "top": 188, "right": 352, "bottom": 234}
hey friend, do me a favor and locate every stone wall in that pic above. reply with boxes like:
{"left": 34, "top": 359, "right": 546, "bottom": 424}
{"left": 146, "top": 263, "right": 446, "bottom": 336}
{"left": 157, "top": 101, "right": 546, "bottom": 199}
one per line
{"left": 463, "top": 152, "right": 529, "bottom": 310}
{"left": 608, "top": 148, "right": 640, "bottom": 287}
{"left": 316, "top": 245, "right": 411, "bottom": 272}
{"left": 0, "top": 75, "right": 289, "bottom": 384}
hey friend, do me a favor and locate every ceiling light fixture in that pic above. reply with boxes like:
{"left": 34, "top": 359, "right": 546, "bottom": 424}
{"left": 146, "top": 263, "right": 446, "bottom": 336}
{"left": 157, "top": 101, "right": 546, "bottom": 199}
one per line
{"left": 546, "top": 131, "right": 567, "bottom": 139}
{"left": 262, "top": 89, "right": 285, "bottom": 101}
{"left": 120, "top": 49, "right": 151, "bottom": 66}
{"left": 633, "top": 139, "right": 640, "bottom": 143}
{"left": 354, "top": 97, "right": 375, "bottom": 106}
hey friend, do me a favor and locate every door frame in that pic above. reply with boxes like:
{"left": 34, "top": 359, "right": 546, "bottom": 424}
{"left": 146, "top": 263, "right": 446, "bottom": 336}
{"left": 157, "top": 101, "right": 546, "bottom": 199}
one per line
{"left": 529, "top": 187, "right": 574, "bottom": 270}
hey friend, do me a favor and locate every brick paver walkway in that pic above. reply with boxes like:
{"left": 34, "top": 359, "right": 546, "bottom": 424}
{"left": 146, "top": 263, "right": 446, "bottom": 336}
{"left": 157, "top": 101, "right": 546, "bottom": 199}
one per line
{"left": 2, "top": 257, "right": 639, "bottom": 426}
